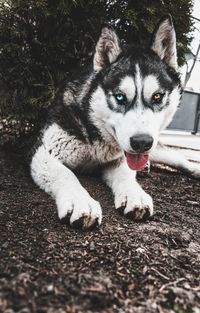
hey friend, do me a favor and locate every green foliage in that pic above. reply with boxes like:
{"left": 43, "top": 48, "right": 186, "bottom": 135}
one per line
{"left": 0, "top": 0, "right": 194, "bottom": 128}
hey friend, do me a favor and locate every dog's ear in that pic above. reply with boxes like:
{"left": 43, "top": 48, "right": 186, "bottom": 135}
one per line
{"left": 93, "top": 26, "right": 121, "bottom": 72}
{"left": 150, "top": 15, "right": 177, "bottom": 69}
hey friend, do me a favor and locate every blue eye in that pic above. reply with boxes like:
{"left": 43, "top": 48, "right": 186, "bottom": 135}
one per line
{"left": 115, "top": 94, "right": 127, "bottom": 104}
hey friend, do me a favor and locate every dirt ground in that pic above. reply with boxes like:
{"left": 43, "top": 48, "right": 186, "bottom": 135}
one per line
{"left": 0, "top": 148, "right": 200, "bottom": 313}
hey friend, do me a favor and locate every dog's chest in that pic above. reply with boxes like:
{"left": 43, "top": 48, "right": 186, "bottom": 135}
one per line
{"left": 42, "top": 123, "right": 122, "bottom": 170}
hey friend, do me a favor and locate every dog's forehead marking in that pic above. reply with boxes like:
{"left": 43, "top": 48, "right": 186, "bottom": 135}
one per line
{"left": 134, "top": 64, "right": 142, "bottom": 102}
{"left": 143, "top": 75, "right": 160, "bottom": 99}
{"left": 119, "top": 76, "right": 135, "bottom": 101}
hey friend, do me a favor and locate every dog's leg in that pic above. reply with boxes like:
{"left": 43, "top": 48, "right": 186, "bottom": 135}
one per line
{"left": 150, "top": 142, "right": 200, "bottom": 179}
{"left": 102, "top": 159, "right": 153, "bottom": 220}
{"left": 31, "top": 145, "right": 102, "bottom": 228}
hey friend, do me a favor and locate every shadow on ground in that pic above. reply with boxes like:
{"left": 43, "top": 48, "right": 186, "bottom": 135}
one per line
{"left": 0, "top": 148, "right": 200, "bottom": 313}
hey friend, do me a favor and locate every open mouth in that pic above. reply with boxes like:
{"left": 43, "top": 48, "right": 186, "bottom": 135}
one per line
{"left": 125, "top": 152, "right": 149, "bottom": 171}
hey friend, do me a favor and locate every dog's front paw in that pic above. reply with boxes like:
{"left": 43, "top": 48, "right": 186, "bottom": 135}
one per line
{"left": 114, "top": 184, "right": 153, "bottom": 221}
{"left": 56, "top": 191, "right": 102, "bottom": 229}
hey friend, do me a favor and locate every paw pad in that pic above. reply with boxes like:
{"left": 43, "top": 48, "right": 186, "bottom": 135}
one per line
{"left": 71, "top": 215, "right": 100, "bottom": 230}
{"left": 124, "top": 206, "right": 151, "bottom": 221}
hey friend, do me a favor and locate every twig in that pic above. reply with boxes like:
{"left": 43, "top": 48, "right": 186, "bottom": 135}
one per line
{"left": 116, "top": 271, "right": 126, "bottom": 277}
{"left": 83, "top": 287, "right": 106, "bottom": 294}
{"left": 159, "top": 277, "right": 186, "bottom": 292}
{"left": 151, "top": 267, "right": 170, "bottom": 281}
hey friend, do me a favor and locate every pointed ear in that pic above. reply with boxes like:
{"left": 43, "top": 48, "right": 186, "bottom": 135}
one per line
{"left": 150, "top": 15, "right": 177, "bottom": 69}
{"left": 93, "top": 26, "right": 121, "bottom": 72}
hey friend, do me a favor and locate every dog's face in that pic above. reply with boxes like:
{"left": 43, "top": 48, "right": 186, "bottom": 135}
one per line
{"left": 90, "top": 16, "right": 181, "bottom": 170}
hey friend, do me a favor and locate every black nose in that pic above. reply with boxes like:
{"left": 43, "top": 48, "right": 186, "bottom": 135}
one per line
{"left": 130, "top": 135, "right": 153, "bottom": 153}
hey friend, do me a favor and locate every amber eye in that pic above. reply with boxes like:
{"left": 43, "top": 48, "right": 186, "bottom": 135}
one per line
{"left": 152, "top": 93, "right": 164, "bottom": 104}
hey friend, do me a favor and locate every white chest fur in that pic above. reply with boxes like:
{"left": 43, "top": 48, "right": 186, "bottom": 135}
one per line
{"left": 41, "top": 123, "right": 122, "bottom": 170}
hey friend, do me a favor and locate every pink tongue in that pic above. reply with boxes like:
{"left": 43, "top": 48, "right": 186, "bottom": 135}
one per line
{"left": 125, "top": 153, "right": 149, "bottom": 171}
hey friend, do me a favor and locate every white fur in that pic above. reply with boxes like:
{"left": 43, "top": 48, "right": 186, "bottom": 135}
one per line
{"left": 119, "top": 76, "right": 136, "bottom": 102}
{"left": 134, "top": 64, "right": 143, "bottom": 104}
{"left": 143, "top": 75, "right": 160, "bottom": 100}
{"left": 31, "top": 122, "right": 124, "bottom": 227}
{"left": 56, "top": 187, "right": 102, "bottom": 225}
{"left": 31, "top": 143, "right": 102, "bottom": 227}
{"left": 102, "top": 160, "right": 153, "bottom": 218}
{"left": 112, "top": 108, "right": 160, "bottom": 152}
{"left": 41, "top": 123, "right": 122, "bottom": 169}
{"left": 90, "top": 86, "right": 118, "bottom": 143}
{"left": 150, "top": 144, "right": 200, "bottom": 179}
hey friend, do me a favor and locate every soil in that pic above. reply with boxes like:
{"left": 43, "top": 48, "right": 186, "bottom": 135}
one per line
{"left": 0, "top": 148, "right": 200, "bottom": 313}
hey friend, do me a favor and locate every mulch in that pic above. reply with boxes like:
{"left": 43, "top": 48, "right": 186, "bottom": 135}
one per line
{"left": 0, "top": 148, "right": 200, "bottom": 313}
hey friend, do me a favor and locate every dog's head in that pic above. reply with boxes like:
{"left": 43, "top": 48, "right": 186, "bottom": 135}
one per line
{"left": 89, "top": 15, "right": 182, "bottom": 170}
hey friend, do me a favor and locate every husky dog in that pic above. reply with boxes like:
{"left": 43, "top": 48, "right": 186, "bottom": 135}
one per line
{"left": 31, "top": 15, "right": 199, "bottom": 229}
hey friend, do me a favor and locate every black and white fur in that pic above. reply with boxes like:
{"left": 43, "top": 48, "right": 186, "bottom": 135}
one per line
{"left": 31, "top": 16, "right": 200, "bottom": 229}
